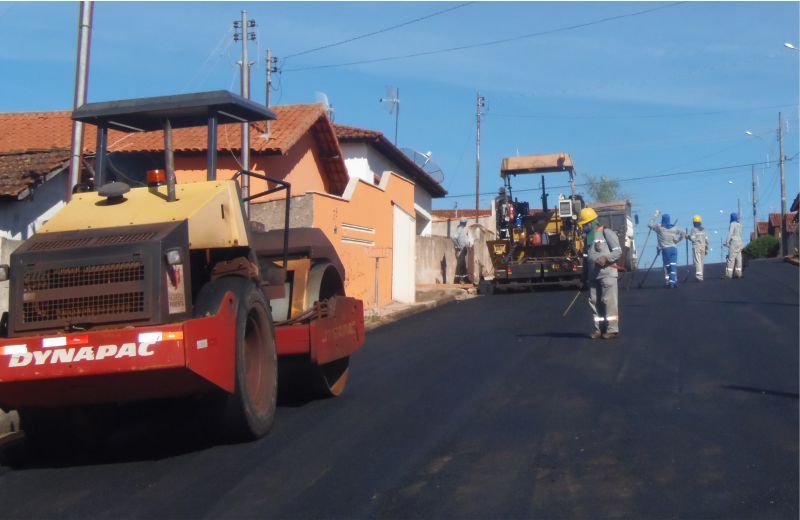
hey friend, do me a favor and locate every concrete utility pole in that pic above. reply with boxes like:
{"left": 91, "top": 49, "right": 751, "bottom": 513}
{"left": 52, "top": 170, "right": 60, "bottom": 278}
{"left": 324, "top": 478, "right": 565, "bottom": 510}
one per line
{"left": 265, "top": 49, "right": 277, "bottom": 137}
{"left": 778, "top": 112, "right": 787, "bottom": 256}
{"left": 752, "top": 165, "right": 757, "bottom": 241}
{"left": 234, "top": 11, "right": 256, "bottom": 212}
{"left": 475, "top": 92, "right": 485, "bottom": 224}
{"left": 67, "top": 1, "right": 93, "bottom": 201}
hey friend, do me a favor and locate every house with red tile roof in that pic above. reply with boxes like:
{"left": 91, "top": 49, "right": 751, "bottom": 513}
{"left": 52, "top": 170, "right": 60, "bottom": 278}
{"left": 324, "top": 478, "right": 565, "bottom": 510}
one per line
{"left": 0, "top": 101, "right": 428, "bottom": 306}
{"left": 334, "top": 124, "right": 447, "bottom": 236}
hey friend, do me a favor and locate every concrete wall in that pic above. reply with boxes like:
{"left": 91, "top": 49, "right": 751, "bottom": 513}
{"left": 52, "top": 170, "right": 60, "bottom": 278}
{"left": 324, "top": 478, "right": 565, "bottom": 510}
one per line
{"left": 0, "top": 170, "right": 66, "bottom": 241}
{"left": 466, "top": 224, "right": 496, "bottom": 281}
{"left": 249, "top": 195, "right": 315, "bottom": 231}
{"left": 416, "top": 235, "right": 457, "bottom": 284}
{"left": 431, "top": 214, "right": 495, "bottom": 239}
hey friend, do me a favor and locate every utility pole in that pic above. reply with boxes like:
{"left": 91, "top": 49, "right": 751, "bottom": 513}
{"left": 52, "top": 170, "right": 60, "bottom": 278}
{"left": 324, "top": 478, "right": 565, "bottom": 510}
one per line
{"left": 475, "top": 92, "right": 485, "bottom": 224}
{"left": 67, "top": 1, "right": 93, "bottom": 201}
{"left": 752, "top": 165, "right": 757, "bottom": 241}
{"left": 265, "top": 49, "right": 277, "bottom": 137}
{"left": 234, "top": 11, "right": 256, "bottom": 212}
{"left": 737, "top": 198, "right": 741, "bottom": 227}
{"left": 778, "top": 111, "right": 787, "bottom": 256}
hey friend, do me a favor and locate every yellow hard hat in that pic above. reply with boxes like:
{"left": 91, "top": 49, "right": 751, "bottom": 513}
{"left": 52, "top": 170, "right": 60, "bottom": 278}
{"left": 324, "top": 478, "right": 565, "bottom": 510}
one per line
{"left": 692, "top": 215, "right": 702, "bottom": 223}
{"left": 578, "top": 207, "right": 598, "bottom": 226}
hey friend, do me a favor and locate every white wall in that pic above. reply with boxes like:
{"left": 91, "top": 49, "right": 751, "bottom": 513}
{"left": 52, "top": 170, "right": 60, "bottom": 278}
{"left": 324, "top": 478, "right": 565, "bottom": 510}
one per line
{"left": 0, "top": 171, "right": 66, "bottom": 241}
{"left": 341, "top": 142, "right": 435, "bottom": 236}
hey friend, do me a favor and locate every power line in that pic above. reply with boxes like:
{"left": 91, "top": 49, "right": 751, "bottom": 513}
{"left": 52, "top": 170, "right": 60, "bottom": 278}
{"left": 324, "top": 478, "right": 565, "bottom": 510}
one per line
{"left": 442, "top": 157, "right": 795, "bottom": 199}
{"left": 282, "top": 2, "right": 474, "bottom": 61}
{"left": 488, "top": 103, "right": 799, "bottom": 120}
{"left": 283, "top": 2, "right": 686, "bottom": 72}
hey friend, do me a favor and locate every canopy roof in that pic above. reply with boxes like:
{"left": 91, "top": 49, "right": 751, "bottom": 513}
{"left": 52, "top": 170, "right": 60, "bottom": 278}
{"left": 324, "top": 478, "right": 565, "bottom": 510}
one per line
{"left": 72, "top": 90, "right": 276, "bottom": 132}
{"left": 500, "top": 153, "right": 575, "bottom": 177}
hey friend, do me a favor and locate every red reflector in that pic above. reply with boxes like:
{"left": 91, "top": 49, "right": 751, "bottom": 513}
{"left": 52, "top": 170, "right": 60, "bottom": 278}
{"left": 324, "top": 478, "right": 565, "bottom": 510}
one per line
{"left": 67, "top": 335, "right": 89, "bottom": 346}
{"left": 147, "top": 169, "right": 166, "bottom": 185}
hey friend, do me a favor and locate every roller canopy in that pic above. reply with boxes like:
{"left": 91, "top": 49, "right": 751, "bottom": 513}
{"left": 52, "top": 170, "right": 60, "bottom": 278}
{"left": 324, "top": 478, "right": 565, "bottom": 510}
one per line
{"left": 72, "top": 90, "right": 275, "bottom": 132}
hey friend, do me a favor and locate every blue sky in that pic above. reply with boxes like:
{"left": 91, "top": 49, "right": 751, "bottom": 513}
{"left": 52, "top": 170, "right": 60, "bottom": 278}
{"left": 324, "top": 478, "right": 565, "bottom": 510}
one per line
{"left": 2, "top": 1, "right": 798, "bottom": 265}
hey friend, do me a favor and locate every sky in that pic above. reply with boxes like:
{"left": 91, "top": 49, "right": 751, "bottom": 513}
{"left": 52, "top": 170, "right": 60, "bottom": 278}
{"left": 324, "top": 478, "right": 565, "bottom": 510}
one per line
{"left": 1, "top": 1, "right": 798, "bottom": 265}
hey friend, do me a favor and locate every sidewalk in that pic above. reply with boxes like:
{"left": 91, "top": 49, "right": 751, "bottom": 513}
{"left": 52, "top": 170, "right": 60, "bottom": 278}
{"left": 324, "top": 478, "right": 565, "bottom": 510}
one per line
{"left": 364, "top": 284, "right": 477, "bottom": 331}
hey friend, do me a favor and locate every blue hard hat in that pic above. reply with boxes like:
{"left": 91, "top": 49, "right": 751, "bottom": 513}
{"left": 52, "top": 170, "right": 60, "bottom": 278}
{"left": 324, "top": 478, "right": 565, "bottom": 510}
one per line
{"left": 730, "top": 212, "right": 738, "bottom": 222}
{"left": 661, "top": 213, "right": 672, "bottom": 227}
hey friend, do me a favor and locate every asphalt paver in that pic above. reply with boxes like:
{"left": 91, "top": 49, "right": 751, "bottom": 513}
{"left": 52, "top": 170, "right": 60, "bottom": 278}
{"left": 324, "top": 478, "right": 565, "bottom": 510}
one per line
{"left": 0, "top": 260, "right": 796, "bottom": 519}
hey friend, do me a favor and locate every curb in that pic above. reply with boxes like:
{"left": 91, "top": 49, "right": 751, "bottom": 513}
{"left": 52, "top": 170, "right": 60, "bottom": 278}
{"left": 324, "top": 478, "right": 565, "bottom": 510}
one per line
{"left": 365, "top": 293, "right": 461, "bottom": 331}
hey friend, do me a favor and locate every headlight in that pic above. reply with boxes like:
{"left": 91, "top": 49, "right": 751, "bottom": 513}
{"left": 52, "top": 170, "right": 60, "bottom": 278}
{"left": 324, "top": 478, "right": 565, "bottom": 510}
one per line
{"left": 165, "top": 248, "right": 183, "bottom": 266}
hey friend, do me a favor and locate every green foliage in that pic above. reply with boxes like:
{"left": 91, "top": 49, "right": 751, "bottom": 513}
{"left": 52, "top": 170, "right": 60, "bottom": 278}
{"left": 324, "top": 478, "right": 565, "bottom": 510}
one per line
{"left": 743, "top": 235, "right": 779, "bottom": 258}
{"left": 585, "top": 175, "right": 625, "bottom": 203}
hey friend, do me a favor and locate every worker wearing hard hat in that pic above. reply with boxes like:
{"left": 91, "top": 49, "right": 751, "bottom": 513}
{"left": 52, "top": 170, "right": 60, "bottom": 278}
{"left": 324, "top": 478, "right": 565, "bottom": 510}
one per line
{"left": 578, "top": 207, "right": 622, "bottom": 339}
{"left": 686, "top": 215, "right": 709, "bottom": 281}
{"left": 453, "top": 218, "right": 472, "bottom": 284}
{"left": 724, "top": 212, "right": 744, "bottom": 279}
{"left": 648, "top": 211, "right": 684, "bottom": 288}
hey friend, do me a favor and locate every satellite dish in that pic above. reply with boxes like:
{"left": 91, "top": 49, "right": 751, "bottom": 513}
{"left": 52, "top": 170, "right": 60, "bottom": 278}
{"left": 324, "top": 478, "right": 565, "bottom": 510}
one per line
{"left": 315, "top": 91, "right": 334, "bottom": 121}
{"left": 401, "top": 147, "right": 444, "bottom": 184}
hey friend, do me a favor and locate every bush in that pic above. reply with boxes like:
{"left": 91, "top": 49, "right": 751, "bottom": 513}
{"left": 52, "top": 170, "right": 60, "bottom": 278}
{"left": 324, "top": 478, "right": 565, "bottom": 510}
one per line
{"left": 744, "top": 235, "right": 780, "bottom": 259}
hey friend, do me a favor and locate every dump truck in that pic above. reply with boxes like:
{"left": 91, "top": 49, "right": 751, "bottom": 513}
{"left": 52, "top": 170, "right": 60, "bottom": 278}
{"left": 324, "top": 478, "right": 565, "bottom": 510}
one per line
{"left": 481, "top": 153, "right": 585, "bottom": 293}
{"left": 0, "top": 91, "right": 364, "bottom": 442}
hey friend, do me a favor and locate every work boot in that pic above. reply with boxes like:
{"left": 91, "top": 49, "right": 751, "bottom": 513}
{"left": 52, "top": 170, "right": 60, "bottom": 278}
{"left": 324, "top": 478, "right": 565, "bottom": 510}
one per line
{"left": 602, "top": 332, "right": 619, "bottom": 340}
{"left": 589, "top": 330, "right": 603, "bottom": 340}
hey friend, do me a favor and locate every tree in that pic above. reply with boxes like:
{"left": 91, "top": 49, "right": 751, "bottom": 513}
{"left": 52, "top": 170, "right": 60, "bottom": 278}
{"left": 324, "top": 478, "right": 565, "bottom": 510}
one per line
{"left": 585, "top": 175, "right": 626, "bottom": 203}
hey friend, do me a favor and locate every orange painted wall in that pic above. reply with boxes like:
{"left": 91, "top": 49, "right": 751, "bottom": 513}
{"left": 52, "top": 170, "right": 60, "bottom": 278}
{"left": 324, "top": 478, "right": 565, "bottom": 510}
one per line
{"left": 309, "top": 173, "right": 415, "bottom": 308}
{"left": 174, "top": 132, "right": 330, "bottom": 198}
{"left": 169, "top": 137, "right": 414, "bottom": 309}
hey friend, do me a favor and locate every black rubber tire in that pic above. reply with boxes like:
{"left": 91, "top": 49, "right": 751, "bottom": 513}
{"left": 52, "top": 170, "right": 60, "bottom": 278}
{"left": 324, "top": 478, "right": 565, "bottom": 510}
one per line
{"left": 194, "top": 277, "right": 277, "bottom": 442}
{"left": 478, "top": 280, "right": 495, "bottom": 295}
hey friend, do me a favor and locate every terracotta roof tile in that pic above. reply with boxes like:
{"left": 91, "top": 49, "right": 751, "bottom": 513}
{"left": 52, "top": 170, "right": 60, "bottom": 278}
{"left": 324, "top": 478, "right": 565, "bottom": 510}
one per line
{"left": 767, "top": 212, "right": 798, "bottom": 231}
{"left": 0, "top": 149, "right": 70, "bottom": 198}
{"left": 334, "top": 124, "right": 382, "bottom": 141}
{"left": 0, "top": 104, "right": 326, "bottom": 155}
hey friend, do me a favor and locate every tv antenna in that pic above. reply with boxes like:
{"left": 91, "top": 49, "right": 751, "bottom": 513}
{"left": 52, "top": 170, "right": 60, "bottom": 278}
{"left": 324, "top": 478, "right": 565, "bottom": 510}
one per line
{"left": 379, "top": 85, "right": 400, "bottom": 145}
{"left": 401, "top": 147, "right": 445, "bottom": 184}
{"left": 315, "top": 91, "right": 334, "bottom": 121}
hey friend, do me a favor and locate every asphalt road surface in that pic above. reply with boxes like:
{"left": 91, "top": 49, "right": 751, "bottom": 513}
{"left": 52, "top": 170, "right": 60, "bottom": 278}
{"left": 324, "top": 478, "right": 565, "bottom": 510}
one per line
{"left": 0, "top": 260, "right": 797, "bottom": 519}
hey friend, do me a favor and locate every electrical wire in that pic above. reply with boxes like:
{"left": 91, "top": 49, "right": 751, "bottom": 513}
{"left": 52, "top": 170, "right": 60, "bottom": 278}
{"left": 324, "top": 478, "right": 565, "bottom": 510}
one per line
{"left": 181, "top": 26, "right": 234, "bottom": 93}
{"left": 488, "top": 103, "right": 799, "bottom": 120}
{"left": 442, "top": 157, "right": 795, "bottom": 199}
{"left": 282, "top": 2, "right": 474, "bottom": 61}
{"left": 283, "top": 2, "right": 686, "bottom": 72}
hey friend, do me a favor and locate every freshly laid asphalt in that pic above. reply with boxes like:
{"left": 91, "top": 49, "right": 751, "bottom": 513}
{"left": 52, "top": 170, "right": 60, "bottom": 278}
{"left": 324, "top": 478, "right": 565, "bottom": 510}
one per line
{"left": 0, "top": 260, "right": 797, "bottom": 519}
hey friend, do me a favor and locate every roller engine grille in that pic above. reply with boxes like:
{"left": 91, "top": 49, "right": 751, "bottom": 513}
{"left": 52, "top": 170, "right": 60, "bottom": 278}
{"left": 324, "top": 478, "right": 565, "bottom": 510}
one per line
{"left": 20, "top": 260, "right": 147, "bottom": 325}
{"left": 23, "top": 261, "right": 145, "bottom": 291}
{"left": 27, "top": 232, "right": 157, "bottom": 252}
{"left": 23, "top": 292, "right": 145, "bottom": 324}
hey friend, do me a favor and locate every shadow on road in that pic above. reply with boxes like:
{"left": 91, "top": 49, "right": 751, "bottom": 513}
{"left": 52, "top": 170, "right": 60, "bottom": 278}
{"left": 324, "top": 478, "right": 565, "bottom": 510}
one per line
{"left": 721, "top": 385, "right": 799, "bottom": 400}
{"left": 515, "top": 332, "right": 589, "bottom": 339}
